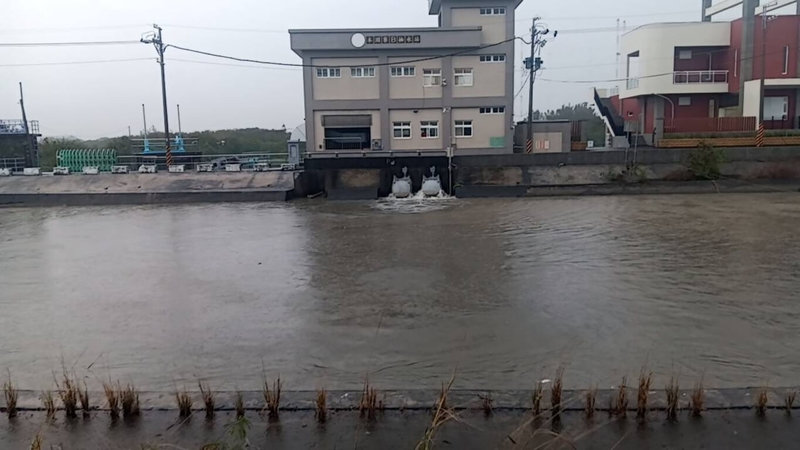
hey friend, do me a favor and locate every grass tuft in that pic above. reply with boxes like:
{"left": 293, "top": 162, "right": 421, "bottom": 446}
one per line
{"left": 235, "top": 391, "right": 245, "bottom": 419}
{"left": 551, "top": 367, "right": 564, "bottom": 417}
{"left": 263, "top": 376, "right": 281, "bottom": 419}
{"left": 785, "top": 391, "right": 796, "bottom": 415}
{"left": 415, "top": 374, "right": 456, "bottom": 450}
{"left": 41, "top": 390, "right": 56, "bottom": 418}
{"left": 755, "top": 388, "right": 768, "bottom": 417}
{"left": 665, "top": 377, "right": 679, "bottom": 421}
{"left": 3, "top": 372, "right": 17, "bottom": 418}
{"left": 30, "top": 434, "right": 43, "bottom": 450}
{"left": 690, "top": 378, "right": 704, "bottom": 417}
{"left": 315, "top": 388, "right": 327, "bottom": 423}
{"left": 55, "top": 370, "right": 79, "bottom": 419}
{"left": 584, "top": 387, "right": 597, "bottom": 420}
{"left": 103, "top": 381, "right": 119, "bottom": 419}
{"left": 479, "top": 392, "right": 493, "bottom": 416}
{"left": 120, "top": 384, "right": 140, "bottom": 418}
{"left": 636, "top": 369, "right": 653, "bottom": 420}
{"left": 615, "top": 377, "right": 628, "bottom": 418}
{"left": 359, "top": 377, "right": 380, "bottom": 420}
{"left": 176, "top": 389, "right": 193, "bottom": 418}
{"left": 199, "top": 382, "right": 215, "bottom": 419}
{"left": 79, "top": 381, "right": 90, "bottom": 417}
{"left": 532, "top": 380, "right": 543, "bottom": 417}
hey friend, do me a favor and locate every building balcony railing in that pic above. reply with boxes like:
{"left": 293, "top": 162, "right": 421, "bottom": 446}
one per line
{"left": 673, "top": 70, "right": 729, "bottom": 84}
{"left": 0, "top": 119, "right": 39, "bottom": 135}
{"left": 626, "top": 78, "right": 639, "bottom": 90}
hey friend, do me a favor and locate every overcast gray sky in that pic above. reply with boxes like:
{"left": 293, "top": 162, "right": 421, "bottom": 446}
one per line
{"left": 1, "top": 0, "right": 751, "bottom": 139}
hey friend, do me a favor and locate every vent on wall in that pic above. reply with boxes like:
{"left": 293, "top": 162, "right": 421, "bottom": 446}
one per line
{"left": 371, "top": 139, "right": 383, "bottom": 150}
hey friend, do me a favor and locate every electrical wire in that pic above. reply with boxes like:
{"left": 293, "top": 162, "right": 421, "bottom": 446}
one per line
{"left": 166, "top": 37, "right": 521, "bottom": 68}
{"left": 170, "top": 58, "right": 301, "bottom": 71}
{"left": 0, "top": 57, "right": 153, "bottom": 67}
{"left": 0, "top": 40, "right": 140, "bottom": 47}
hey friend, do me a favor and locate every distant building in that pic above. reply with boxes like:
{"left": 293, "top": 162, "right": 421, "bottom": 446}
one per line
{"left": 289, "top": 0, "right": 523, "bottom": 155}
{"left": 595, "top": 0, "right": 800, "bottom": 146}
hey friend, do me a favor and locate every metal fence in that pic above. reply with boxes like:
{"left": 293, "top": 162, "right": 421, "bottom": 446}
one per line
{"left": 0, "top": 157, "right": 26, "bottom": 172}
{"left": 116, "top": 152, "right": 299, "bottom": 171}
{"left": 664, "top": 116, "right": 757, "bottom": 133}
{"left": 673, "top": 70, "right": 729, "bottom": 84}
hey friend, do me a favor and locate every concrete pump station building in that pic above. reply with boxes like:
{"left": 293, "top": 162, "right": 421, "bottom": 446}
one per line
{"left": 290, "top": 0, "right": 522, "bottom": 156}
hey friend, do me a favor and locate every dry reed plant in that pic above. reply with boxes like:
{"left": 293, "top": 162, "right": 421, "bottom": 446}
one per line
{"left": 637, "top": 369, "right": 653, "bottom": 420}
{"left": 120, "top": 384, "right": 140, "bottom": 418}
{"left": 690, "top": 378, "right": 704, "bottom": 417}
{"left": 785, "top": 391, "right": 796, "bottom": 415}
{"left": 235, "top": 391, "right": 245, "bottom": 419}
{"left": 55, "top": 370, "right": 79, "bottom": 418}
{"left": 551, "top": 367, "right": 564, "bottom": 417}
{"left": 584, "top": 387, "right": 597, "bottom": 420}
{"left": 176, "top": 389, "right": 193, "bottom": 418}
{"left": 315, "top": 388, "right": 327, "bottom": 423}
{"left": 41, "top": 391, "right": 56, "bottom": 418}
{"left": 755, "top": 388, "right": 768, "bottom": 417}
{"left": 665, "top": 377, "right": 679, "bottom": 421}
{"left": 359, "top": 377, "right": 380, "bottom": 420}
{"left": 3, "top": 373, "right": 17, "bottom": 418}
{"left": 79, "top": 381, "right": 90, "bottom": 417}
{"left": 263, "top": 376, "right": 281, "bottom": 419}
{"left": 479, "top": 392, "right": 493, "bottom": 416}
{"left": 615, "top": 377, "right": 628, "bottom": 418}
{"left": 415, "top": 375, "right": 457, "bottom": 450}
{"left": 103, "top": 381, "right": 119, "bottom": 419}
{"left": 532, "top": 381, "right": 544, "bottom": 417}
{"left": 199, "top": 382, "right": 215, "bottom": 419}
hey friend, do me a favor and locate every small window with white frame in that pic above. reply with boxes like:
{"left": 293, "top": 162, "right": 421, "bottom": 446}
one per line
{"left": 390, "top": 66, "right": 415, "bottom": 77}
{"left": 316, "top": 67, "right": 341, "bottom": 78}
{"left": 423, "top": 68, "right": 442, "bottom": 87}
{"left": 479, "top": 106, "right": 505, "bottom": 114}
{"left": 454, "top": 120, "right": 473, "bottom": 138}
{"left": 420, "top": 121, "right": 439, "bottom": 138}
{"left": 678, "top": 96, "right": 692, "bottom": 106}
{"left": 393, "top": 121, "right": 412, "bottom": 139}
{"left": 351, "top": 67, "right": 376, "bottom": 78}
{"left": 454, "top": 68, "right": 474, "bottom": 86}
{"left": 480, "top": 7, "right": 506, "bottom": 15}
{"left": 479, "top": 55, "right": 506, "bottom": 63}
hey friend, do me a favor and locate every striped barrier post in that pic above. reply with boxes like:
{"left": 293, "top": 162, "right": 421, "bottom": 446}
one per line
{"left": 756, "top": 122, "right": 765, "bottom": 148}
{"left": 526, "top": 139, "right": 533, "bottom": 154}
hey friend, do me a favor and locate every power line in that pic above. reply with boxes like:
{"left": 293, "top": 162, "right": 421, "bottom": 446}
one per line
{"left": 163, "top": 24, "right": 286, "bottom": 34}
{"left": 171, "top": 58, "right": 301, "bottom": 71}
{"left": 167, "top": 37, "right": 520, "bottom": 68}
{"left": 0, "top": 40, "right": 140, "bottom": 47}
{"left": 0, "top": 58, "right": 153, "bottom": 67}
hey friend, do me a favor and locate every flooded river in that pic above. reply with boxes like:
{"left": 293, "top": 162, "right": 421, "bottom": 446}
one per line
{"left": 2, "top": 193, "right": 800, "bottom": 391}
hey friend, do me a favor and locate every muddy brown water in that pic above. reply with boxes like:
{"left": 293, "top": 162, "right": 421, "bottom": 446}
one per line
{"left": 1, "top": 193, "right": 799, "bottom": 391}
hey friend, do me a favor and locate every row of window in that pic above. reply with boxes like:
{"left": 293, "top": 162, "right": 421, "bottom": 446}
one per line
{"left": 316, "top": 55, "right": 506, "bottom": 79}
{"left": 479, "top": 7, "right": 506, "bottom": 15}
{"left": 391, "top": 117, "right": 500, "bottom": 139}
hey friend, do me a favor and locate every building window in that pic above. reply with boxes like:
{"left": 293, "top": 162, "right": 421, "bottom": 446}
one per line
{"left": 316, "top": 67, "right": 341, "bottom": 78}
{"left": 420, "top": 121, "right": 439, "bottom": 138}
{"left": 351, "top": 67, "right": 375, "bottom": 78}
{"left": 454, "top": 68, "right": 474, "bottom": 86}
{"left": 454, "top": 120, "right": 473, "bottom": 137}
{"left": 480, "top": 7, "right": 506, "bottom": 15}
{"left": 734, "top": 49, "right": 738, "bottom": 78}
{"left": 783, "top": 46, "right": 790, "bottom": 75}
{"left": 479, "top": 106, "right": 505, "bottom": 114}
{"left": 479, "top": 55, "right": 506, "bottom": 63}
{"left": 390, "top": 66, "right": 415, "bottom": 77}
{"left": 423, "top": 68, "right": 442, "bottom": 87}
{"left": 678, "top": 96, "right": 692, "bottom": 106}
{"left": 678, "top": 50, "right": 692, "bottom": 60}
{"left": 393, "top": 121, "right": 412, "bottom": 139}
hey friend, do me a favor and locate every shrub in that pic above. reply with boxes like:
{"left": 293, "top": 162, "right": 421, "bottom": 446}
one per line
{"left": 687, "top": 142, "right": 724, "bottom": 180}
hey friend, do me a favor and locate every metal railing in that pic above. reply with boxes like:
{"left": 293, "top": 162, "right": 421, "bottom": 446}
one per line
{"left": 673, "top": 70, "right": 728, "bottom": 84}
{"left": 626, "top": 78, "right": 639, "bottom": 90}
{"left": 0, "top": 157, "right": 26, "bottom": 171}
{"left": 763, "top": 117, "right": 798, "bottom": 130}
{"left": 323, "top": 137, "right": 371, "bottom": 151}
{"left": 306, "top": 150, "right": 448, "bottom": 158}
{"left": 0, "top": 119, "right": 39, "bottom": 135}
{"left": 115, "top": 152, "right": 300, "bottom": 171}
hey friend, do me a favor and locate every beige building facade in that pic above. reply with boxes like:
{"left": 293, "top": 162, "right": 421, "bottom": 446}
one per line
{"left": 290, "top": 0, "right": 523, "bottom": 155}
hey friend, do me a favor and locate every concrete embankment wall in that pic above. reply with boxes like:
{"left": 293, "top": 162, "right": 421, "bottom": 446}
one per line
{"left": 453, "top": 146, "right": 800, "bottom": 197}
{"left": 0, "top": 172, "right": 301, "bottom": 206}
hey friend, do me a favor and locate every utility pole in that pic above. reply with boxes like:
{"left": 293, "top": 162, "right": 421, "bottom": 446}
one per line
{"left": 526, "top": 17, "right": 537, "bottom": 155}
{"left": 757, "top": 2, "right": 776, "bottom": 146}
{"left": 141, "top": 25, "right": 172, "bottom": 165}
